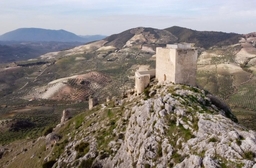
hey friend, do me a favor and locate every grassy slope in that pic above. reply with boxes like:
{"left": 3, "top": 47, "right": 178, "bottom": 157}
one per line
{"left": 1, "top": 96, "right": 131, "bottom": 168}
{"left": 1, "top": 84, "right": 241, "bottom": 168}
{"left": 0, "top": 47, "right": 154, "bottom": 144}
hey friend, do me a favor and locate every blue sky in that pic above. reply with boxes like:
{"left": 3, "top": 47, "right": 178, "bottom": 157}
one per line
{"left": 0, "top": 0, "right": 255, "bottom": 35}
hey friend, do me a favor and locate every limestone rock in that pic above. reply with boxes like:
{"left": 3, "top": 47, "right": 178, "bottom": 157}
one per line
{"left": 39, "top": 83, "right": 256, "bottom": 167}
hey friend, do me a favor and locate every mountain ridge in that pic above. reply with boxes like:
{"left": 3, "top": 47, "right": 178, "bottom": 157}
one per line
{"left": 99, "top": 26, "right": 245, "bottom": 50}
{"left": 0, "top": 28, "right": 105, "bottom": 43}
{"left": 165, "top": 26, "right": 242, "bottom": 48}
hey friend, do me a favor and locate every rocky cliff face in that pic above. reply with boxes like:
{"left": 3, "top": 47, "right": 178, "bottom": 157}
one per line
{"left": 2, "top": 83, "right": 256, "bottom": 168}
{"left": 41, "top": 83, "right": 255, "bottom": 168}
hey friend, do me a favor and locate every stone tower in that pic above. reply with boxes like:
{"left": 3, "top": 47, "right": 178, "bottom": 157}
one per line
{"left": 89, "top": 96, "right": 98, "bottom": 110}
{"left": 156, "top": 43, "right": 197, "bottom": 86}
{"left": 60, "top": 109, "right": 70, "bottom": 123}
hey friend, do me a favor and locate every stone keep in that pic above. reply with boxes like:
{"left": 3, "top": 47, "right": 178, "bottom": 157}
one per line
{"left": 156, "top": 43, "right": 197, "bottom": 86}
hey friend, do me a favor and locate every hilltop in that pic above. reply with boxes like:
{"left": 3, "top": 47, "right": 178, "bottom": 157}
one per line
{"left": 2, "top": 83, "right": 256, "bottom": 168}
{"left": 0, "top": 25, "right": 256, "bottom": 152}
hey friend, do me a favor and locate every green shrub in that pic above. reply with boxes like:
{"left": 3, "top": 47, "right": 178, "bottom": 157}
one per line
{"left": 79, "top": 158, "right": 94, "bottom": 168}
{"left": 42, "top": 160, "right": 56, "bottom": 168}
{"left": 208, "top": 137, "right": 218, "bottom": 143}
{"left": 107, "top": 109, "right": 113, "bottom": 118}
{"left": 99, "top": 152, "right": 109, "bottom": 159}
{"left": 75, "top": 142, "right": 90, "bottom": 158}
{"left": 43, "top": 126, "right": 54, "bottom": 136}
{"left": 74, "top": 116, "right": 84, "bottom": 129}
{"left": 145, "top": 163, "right": 151, "bottom": 168}
{"left": 157, "top": 144, "right": 163, "bottom": 157}
{"left": 144, "top": 88, "right": 150, "bottom": 99}
{"left": 236, "top": 139, "right": 242, "bottom": 146}
{"left": 244, "top": 151, "right": 255, "bottom": 160}
{"left": 118, "top": 133, "right": 124, "bottom": 140}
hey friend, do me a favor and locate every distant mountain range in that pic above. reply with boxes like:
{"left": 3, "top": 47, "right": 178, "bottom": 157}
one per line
{"left": 0, "top": 41, "right": 84, "bottom": 63}
{"left": 0, "top": 26, "right": 251, "bottom": 63}
{"left": 0, "top": 28, "right": 106, "bottom": 43}
{"left": 0, "top": 28, "right": 106, "bottom": 62}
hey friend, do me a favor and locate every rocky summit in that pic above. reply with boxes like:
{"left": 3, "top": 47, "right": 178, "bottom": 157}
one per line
{"left": 2, "top": 82, "right": 256, "bottom": 168}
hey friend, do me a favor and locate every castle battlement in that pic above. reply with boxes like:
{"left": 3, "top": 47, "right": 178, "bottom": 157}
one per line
{"left": 166, "top": 43, "right": 194, "bottom": 49}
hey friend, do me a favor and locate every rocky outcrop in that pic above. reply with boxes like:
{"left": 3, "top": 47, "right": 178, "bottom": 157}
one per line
{"left": 50, "top": 83, "right": 256, "bottom": 168}
{"left": 45, "top": 133, "right": 60, "bottom": 148}
{"left": 3, "top": 83, "right": 255, "bottom": 168}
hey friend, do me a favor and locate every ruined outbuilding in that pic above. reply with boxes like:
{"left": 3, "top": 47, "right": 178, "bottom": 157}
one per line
{"left": 156, "top": 43, "right": 197, "bottom": 86}
{"left": 135, "top": 66, "right": 155, "bottom": 94}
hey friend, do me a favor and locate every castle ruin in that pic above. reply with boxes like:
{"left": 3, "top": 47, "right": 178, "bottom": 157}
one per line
{"left": 135, "top": 43, "right": 197, "bottom": 94}
{"left": 156, "top": 43, "right": 197, "bottom": 86}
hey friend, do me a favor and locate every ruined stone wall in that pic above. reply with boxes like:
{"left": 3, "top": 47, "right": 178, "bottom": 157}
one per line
{"left": 135, "top": 72, "right": 150, "bottom": 94}
{"left": 156, "top": 47, "right": 176, "bottom": 83}
{"left": 138, "top": 70, "right": 156, "bottom": 77}
{"left": 60, "top": 109, "right": 70, "bottom": 124}
{"left": 89, "top": 96, "right": 98, "bottom": 110}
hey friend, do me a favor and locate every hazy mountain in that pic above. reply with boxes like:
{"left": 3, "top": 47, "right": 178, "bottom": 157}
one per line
{"left": 0, "top": 41, "right": 83, "bottom": 63}
{"left": 0, "top": 28, "right": 107, "bottom": 62}
{"left": 80, "top": 35, "right": 107, "bottom": 43}
{"left": 0, "top": 28, "right": 98, "bottom": 42}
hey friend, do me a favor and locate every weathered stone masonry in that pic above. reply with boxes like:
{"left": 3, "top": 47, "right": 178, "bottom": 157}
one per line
{"left": 156, "top": 43, "right": 197, "bottom": 86}
{"left": 135, "top": 43, "right": 198, "bottom": 94}
{"left": 135, "top": 69, "right": 155, "bottom": 94}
